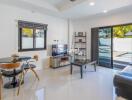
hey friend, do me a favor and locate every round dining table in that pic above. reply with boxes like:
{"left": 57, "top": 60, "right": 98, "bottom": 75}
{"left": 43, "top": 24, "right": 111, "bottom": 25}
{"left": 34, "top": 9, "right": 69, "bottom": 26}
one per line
{"left": 0, "top": 56, "right": 31, "bottom": 89}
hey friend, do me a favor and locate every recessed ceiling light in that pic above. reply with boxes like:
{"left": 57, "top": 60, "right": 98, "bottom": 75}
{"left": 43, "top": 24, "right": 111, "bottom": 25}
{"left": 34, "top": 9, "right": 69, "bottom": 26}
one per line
{"left": 103, "top": 10, "right": 108, "bottom": 13}
{"left": 89, "top": 2, "right": 95, "bottom": 6}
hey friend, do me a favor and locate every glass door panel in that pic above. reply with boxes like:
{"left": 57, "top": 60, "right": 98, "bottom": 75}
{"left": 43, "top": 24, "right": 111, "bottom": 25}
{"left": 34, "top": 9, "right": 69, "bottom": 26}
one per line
{"left": 98, "top": 28, "right": 112, "bottom": 68}
{"left": 113, "top": 25, "right": 132, "bottom": 69}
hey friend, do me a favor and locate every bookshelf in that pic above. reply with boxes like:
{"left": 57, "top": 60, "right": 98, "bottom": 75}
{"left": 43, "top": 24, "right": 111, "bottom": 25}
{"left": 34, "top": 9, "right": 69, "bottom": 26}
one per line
{"left": 73, "top": 32, "right": 87, "bottom": 61}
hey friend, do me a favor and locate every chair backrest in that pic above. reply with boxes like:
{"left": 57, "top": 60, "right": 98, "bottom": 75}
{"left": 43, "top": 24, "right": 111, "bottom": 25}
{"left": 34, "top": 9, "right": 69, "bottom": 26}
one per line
{"left": 0, "top": 63, "right": 20, "bottom": 70}
{"left": 33, "top": 55, "right": 39, "bottom": 61}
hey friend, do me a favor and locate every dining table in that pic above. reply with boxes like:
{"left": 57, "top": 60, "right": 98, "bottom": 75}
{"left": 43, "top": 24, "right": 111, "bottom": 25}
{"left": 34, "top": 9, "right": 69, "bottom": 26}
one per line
{"left": 0, "top": 56, "right": 32, "bottom": 89}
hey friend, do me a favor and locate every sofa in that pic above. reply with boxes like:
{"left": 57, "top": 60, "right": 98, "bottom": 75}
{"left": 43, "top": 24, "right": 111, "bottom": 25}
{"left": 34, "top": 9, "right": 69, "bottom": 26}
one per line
{"left": 114, "top": 65, "right": 132, "bottom": 100}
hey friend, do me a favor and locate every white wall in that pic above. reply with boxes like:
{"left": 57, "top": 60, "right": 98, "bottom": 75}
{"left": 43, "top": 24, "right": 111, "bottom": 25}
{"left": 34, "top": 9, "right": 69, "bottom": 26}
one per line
{"left": 71, "top": 9, "right": 132, "bottom": 59}
{"left": 0, "top": 4, "right": 68, "bottom": 69}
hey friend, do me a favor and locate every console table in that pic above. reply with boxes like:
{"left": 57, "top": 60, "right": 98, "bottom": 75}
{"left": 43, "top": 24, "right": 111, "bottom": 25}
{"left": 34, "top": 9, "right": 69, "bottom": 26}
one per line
{"left": 50, "top": 55, "right": 70, "bottom": 68}
{"left": 70, "top": 60, "right": 97, "bottom": 78}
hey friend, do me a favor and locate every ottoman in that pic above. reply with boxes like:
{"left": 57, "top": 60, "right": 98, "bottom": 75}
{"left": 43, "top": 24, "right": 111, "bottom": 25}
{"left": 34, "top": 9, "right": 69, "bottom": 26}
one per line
{"left": 114, "top": 65, "right": 132, "bottom": 99}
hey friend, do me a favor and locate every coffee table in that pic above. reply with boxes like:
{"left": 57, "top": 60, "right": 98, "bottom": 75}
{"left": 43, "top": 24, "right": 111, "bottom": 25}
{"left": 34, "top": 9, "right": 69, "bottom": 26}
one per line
{"left": 70, "top": 59, "right": 97, "bottom": 79}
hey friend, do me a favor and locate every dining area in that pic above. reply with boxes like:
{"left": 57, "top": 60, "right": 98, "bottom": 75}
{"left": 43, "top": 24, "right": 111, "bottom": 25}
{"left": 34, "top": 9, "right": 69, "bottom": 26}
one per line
{"left": 0, "top": 54, "right": 40, "bottom": 100}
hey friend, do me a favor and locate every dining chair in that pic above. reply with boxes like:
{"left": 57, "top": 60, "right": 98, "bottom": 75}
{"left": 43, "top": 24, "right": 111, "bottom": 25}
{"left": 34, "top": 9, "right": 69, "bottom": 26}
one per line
{"left": 0, "top": 63, "right": 24, "bottom": 95}
{"left": 22, "top": 55, "right": 39, "bottom": 81}
{"left": 0, "top": 74, "right": 3, "bottom": 100}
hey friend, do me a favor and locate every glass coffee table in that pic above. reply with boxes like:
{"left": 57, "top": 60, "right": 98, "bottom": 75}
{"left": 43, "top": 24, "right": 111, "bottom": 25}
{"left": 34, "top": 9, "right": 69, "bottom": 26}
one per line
{"left": 70, "top": 59, "right": 97, "bottom": 79}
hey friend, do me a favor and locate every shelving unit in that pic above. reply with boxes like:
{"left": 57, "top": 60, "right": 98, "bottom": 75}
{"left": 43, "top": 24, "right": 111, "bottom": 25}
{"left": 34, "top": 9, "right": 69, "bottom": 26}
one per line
{"left": 73, "top": 32, "right": 87, "bottom": 61}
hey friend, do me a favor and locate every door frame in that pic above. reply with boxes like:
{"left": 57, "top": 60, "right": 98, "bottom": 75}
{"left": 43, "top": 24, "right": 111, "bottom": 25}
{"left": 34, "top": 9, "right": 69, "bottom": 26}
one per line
{"left": 91, "top": 22, "right": 132, "bottom": 69}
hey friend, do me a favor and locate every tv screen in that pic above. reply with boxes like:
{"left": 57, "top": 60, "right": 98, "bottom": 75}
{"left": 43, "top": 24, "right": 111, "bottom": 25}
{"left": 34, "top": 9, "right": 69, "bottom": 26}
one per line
{"left": 52, "top": 44, "right": 68, "bottom": 56}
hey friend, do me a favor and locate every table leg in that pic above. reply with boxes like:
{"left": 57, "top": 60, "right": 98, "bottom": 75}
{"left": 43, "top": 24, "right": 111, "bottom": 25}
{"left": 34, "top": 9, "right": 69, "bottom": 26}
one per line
{"left": 12, "top": 76, "right": 17, "bottom": 88}
{"left": 85, "top": 65, "right": 87, "bottom": 69}
{"left": 80, "top": 66, "right": 83, "bottom": 79}
{"left": 94, "top": 63, "right": 96, "bottom": 72}
{"left": 12, "top": 69, "right": 17, "bottom": 88}
{"left": 70, "top": 64, "right": 72, "bottom": 74}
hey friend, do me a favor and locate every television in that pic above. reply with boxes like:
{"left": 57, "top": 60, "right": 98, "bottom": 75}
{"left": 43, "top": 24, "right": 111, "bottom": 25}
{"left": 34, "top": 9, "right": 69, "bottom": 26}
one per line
{"left": 52, "top": 44, "right": 68, "bottom": 56}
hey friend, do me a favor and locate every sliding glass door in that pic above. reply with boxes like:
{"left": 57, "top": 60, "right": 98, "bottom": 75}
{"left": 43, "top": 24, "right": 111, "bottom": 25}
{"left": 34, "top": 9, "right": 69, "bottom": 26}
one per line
{"left": 113, "top": 25, "right": 132, "bottom": 69}
{"left": 98, "top": 27, "right": 113, "bottom": 68}
{"left": 91, "top": 23, "right": 132, "bottom": 69}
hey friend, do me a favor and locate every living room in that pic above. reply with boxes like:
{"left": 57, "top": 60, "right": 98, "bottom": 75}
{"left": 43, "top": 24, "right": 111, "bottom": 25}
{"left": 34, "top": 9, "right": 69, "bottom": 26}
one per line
{"left": 0, "top": 0, "right": 132, "bottom": 100}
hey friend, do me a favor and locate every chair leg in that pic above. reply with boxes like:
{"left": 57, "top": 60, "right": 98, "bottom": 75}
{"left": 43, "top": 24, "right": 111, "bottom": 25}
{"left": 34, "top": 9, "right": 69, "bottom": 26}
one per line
{"left": 24, "top": 69, "right": 28, "bottom": 76}
{"left": 23, "top": 69, "right": 28, "bottom": 80}
{"left": 30, "top": 68, "right": 39, "bottom": 81}
{"left": 0, "top": 75, "right": 3, "bottom": 85}
{"left": 17, "top": 72, "right": 23, "bottom": 96}
{"left": 0, "top": 75, "right": 3, "bottom": 100}
{"left": 22, "top": 71, "right": 25, "bottom": 82}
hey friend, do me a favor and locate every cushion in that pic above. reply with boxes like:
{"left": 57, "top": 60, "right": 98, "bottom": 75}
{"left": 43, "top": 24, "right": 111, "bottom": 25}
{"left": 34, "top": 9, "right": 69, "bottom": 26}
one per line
{"left": 22, "top": 64, "right": 36, "bottom": 69}
{"left": 1, "top": 69, "right": 22, "bottom": 77}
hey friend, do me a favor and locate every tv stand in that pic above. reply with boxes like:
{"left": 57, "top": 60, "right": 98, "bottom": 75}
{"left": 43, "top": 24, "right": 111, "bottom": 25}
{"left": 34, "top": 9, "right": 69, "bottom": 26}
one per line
{"left": 50, "top": 55, "right": 70, "bottom": 68}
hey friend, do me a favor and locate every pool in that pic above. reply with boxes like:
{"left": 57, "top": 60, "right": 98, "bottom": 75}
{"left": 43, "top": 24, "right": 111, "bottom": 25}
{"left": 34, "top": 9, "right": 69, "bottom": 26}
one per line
{"left": 114, "top": 52, "right": 132, "bottom": 64}
{"left": 98, "top": 51, "right": 132, "bottom": 68}
{"left": 118, "top": 53, "right": 132, "bottom": 58}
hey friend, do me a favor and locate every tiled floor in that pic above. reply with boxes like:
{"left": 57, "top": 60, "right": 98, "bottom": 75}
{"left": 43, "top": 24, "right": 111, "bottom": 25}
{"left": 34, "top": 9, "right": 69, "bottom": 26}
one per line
{"left": 2, "top": 66, "right": 125, "bottom": 100}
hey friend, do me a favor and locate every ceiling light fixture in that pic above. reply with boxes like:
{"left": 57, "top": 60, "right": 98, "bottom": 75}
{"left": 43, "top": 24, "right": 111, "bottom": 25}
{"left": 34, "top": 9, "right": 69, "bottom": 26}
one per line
{"left": 103, "top": 10, "right": 108, "bottom": 13}
{"left": 89, "top": 2, "right": 95, "bottom": 6}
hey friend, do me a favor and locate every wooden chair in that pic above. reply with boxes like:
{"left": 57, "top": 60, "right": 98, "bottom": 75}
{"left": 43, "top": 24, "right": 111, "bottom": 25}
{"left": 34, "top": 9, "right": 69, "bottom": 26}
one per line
{"left": 0, "top": 74, "right": 3, "bottom": 100}
{"left": 22, "top": 55, "right": 39, "bottom": 81}
{"left": 0, "top": 63, "right": 24, "bottom": 96}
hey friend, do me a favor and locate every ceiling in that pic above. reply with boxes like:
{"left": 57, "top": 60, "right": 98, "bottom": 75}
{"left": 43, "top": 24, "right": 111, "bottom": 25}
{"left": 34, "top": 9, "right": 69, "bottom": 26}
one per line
{"left": 0, "top": 0, "right": 132, "bottom": 19}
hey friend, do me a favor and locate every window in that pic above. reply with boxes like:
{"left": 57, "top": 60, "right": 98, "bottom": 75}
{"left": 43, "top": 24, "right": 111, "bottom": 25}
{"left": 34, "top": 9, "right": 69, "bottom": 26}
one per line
{"left": 18, "top": 20, "right": 47, "bottom": 52}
